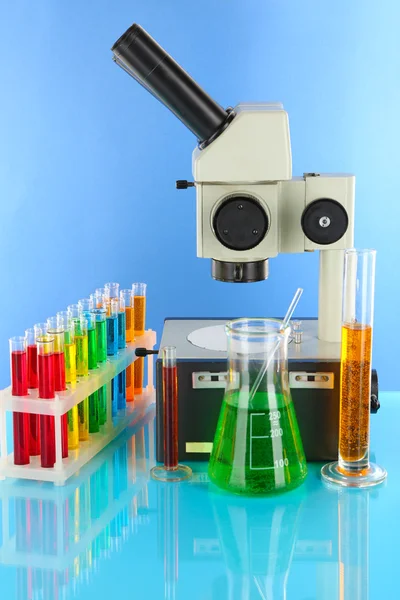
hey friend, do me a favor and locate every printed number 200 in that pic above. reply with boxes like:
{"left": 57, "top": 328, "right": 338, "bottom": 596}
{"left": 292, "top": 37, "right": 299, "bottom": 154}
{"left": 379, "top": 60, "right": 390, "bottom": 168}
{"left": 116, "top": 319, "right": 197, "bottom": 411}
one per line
{"left": 274, "top": 458, "right": 289, "bottom": 468}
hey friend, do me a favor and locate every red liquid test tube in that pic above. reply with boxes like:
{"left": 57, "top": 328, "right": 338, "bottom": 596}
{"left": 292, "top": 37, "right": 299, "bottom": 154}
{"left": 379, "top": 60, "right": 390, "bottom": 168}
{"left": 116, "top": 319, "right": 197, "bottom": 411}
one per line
{"left": 151, "top": 347, "right": 191, "bottom": 482}
{"left": 25, "top": 328, "right": 41, "bottom": 456}
{"left": 47, "top": 317, "right": 68, "bottom": 458}
{"left": 37, "top": 335, "right": 57, "bottom": 468}
{"left": 9, "top": 336, "right": 30, "bottom": 465}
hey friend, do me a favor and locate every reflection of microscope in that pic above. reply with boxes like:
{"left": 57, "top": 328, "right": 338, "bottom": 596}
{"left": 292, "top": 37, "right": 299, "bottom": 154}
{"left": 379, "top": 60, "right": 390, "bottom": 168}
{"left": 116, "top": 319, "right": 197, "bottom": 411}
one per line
{"left": 111, "top": 24, "right": 378, "bottom": 462}
{"left": 111, "top": 23, "right": 353, "bottom": 342}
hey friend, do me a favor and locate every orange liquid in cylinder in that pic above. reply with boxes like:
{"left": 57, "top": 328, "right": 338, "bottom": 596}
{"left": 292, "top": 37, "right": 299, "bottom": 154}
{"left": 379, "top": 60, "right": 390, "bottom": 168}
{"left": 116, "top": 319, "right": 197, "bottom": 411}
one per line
{"left": 339, "top": 324, "right": 372, "bottom": 463}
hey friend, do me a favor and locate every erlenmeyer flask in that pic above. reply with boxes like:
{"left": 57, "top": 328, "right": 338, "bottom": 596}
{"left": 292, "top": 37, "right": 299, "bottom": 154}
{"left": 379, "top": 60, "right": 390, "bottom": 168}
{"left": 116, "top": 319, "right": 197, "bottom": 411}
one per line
{"left": 208, "top": 318, "right": 307, "bottom": 495}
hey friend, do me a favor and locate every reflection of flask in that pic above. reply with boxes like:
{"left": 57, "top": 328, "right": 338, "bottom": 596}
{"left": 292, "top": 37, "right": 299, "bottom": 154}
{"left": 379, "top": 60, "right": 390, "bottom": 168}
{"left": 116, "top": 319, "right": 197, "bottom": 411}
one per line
{"left": 209, "top": 319, "right": 307, "bottom": 495}
{"left": 211, "top": 491, "right": 303, "bottom": 599}
{"left": 338, "top": 490, "right": 369, "bottom": 600}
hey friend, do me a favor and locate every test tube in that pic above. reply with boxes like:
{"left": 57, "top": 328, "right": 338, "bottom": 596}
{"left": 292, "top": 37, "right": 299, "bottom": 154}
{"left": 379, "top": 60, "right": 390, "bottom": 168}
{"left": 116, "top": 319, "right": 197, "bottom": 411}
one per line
{"left": 73, "top": 316, "right": 89, "bottom": 441}
{"left": 57, "top": 312, "right": 79, "bottom": 449}
{"left": 25, "top": 328, "right": 41, "bottom": 456}
{"left": 91, "top": 308, "right": 107, "bottom": 425}
{"left": 151, "top": 347, "right": 192, "bottom": 482}
{"left": 37, "top": 335, "right": 56, "bottom": 468}
{"left": 9, "top": 336, "right": 30, "bottom": 465}
{"left": 106, "top": 298, "right": 119, "bottom": 356}
{"left": 93, "top": 289, "right": 106, "bottom": 309}
{"left": 67, "top": 304, "right": 80, "bottom": 321}
{"left": 121, "top": 289, "right": 134, "bottom": 402}
{"left": 132, "top": 283, "right": 147, "bottom": 395}
{"left": 46, "top": 317, "right": 68, "bottom": 459}
{"left": 104, "top": 282, "right": 120, "bottom": 299}
{"left": 117, "top": 293, "right": 126, "bottom": 410}
{"left": 78, "top": 298, "right": 94, "bottom": 314}
{"left": 321, "top": 249, "right": 387, "bottom": 487}
{"left": 106, "top": 298, "right": 119, "bottom": 416}
{"left": 84, "top": 311, "right": 99, "bottom": 433}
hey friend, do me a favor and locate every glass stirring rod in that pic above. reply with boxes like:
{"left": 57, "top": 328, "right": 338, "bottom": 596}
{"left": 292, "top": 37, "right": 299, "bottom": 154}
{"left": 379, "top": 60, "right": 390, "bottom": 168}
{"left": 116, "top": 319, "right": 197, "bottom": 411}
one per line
{"left": 249, "top": 288, "right": 303, "bottom": 402}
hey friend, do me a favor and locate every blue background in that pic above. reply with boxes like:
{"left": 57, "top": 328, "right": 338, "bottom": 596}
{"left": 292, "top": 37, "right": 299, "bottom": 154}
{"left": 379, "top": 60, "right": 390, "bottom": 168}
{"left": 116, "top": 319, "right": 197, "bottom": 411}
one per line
{"left": 0, "top": 0, "right": 399, "bottom": 389}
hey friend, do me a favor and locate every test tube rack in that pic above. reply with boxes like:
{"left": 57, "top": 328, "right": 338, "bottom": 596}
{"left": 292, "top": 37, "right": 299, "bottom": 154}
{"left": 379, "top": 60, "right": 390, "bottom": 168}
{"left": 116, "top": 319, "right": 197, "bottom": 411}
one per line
{"left": 0, "top": 330, "right": 156, "bottom": 485}
{"left": 0, "top": 412, "right": 154, "bottom": 599}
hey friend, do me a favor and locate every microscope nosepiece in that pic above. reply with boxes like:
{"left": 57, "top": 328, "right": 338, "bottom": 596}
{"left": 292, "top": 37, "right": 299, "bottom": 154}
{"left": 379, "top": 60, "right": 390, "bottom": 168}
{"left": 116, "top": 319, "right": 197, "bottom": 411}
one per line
{"left": 212, "top": 260, "right": 269, "bottom": 283}
{"left": 111, "top": 24, "right": 234, "bottom": 145}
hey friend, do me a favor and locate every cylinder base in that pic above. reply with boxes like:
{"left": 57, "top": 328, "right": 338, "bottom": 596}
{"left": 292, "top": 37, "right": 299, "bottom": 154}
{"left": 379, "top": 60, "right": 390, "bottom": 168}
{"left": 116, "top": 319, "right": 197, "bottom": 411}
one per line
{"left": 151, "top": 464, "right": 192, "bottom": 482}
{"left": 321, "top": 461, "right": 387, "bottom": 488}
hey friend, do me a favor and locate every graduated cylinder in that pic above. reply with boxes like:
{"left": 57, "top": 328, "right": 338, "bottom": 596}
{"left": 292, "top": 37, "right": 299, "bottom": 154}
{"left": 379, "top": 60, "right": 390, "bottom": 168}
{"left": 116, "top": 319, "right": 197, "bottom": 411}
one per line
{"left": 321, "top": 248, "right": 386, "bottom": 487}
{"left": 339, "top": 250, "right": 375, "bottom": 472}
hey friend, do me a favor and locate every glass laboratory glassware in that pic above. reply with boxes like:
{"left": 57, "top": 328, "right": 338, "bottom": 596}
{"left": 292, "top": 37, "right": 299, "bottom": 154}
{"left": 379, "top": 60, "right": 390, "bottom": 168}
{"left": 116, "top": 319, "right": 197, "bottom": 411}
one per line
{"left": 321, "top": 249, "right": 387, "bottom": 487}
{"left": 132, "top": 282, "right": 147, "bottom": 395}
{"left": 208, "top": 318, "right": 307, "bottom": 495}
{"left": 57, "top": 313, "right": 79, "bottom": 449}
{"left": 25, "top": 328, "right": 41, "bottom": 456}
{"left": 78, "top": 298, "right": 94, "bottom": 314}
{"left": 84, "top": 311, "right": 99, "bottom": 434}
{"left": 37, "top": 334, "right": 56, "bottom": 468}
{"left": 117, "top": 293, "right": 126, "bottom": 410}
{"left": 46, "top": 317, "right": 68, "bottom": 459}
{"left": 106, "top": 298, "right": 119, "bottom": 417}
{"left": 121, "top": 289, "right": 134, "bottom": 402}
{"left": 73, "top": 316, "right": 89, "bottom": 441}
{"left": 151, "top": 346, "right": 192, "bottom": 482}
{"left": 104, "top": 282, "right": 120, "bottom": 299}
{"left": 9, "top": 336, "right": 30, "bottom": 465}
{"left": 91, "top": 308, "right": 107, "bottom": 425}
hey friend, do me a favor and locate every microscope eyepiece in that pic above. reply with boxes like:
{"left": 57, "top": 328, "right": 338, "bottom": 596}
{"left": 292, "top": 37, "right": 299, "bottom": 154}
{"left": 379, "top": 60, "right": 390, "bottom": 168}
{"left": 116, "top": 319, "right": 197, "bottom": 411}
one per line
{"left": 111, "top": 24, "right": 234, "bottom": 146}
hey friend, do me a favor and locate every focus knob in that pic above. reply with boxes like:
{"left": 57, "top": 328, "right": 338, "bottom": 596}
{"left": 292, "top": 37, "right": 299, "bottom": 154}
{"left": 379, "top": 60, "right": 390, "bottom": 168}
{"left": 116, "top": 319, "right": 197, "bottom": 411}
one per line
{"left": 176, "top": 180, "right": 195, "bottom": 189}
{"left": 301, "top": 198, "right": 348, "bottom": 245}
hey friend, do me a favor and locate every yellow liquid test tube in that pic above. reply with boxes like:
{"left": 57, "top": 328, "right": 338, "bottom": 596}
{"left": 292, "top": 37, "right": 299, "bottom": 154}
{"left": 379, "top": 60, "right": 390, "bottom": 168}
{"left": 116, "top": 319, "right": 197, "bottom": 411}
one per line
{"left": 121, "top": 289, "right": 135, "bottom": 402}
{"left": 70, "top": 311, "right": 89, "bottom": 442}
{"left": 57, "top": 312, "right": 79, "bottom": 450}
{"left": 132, "top": 283, "right": 147, "bottom": 395}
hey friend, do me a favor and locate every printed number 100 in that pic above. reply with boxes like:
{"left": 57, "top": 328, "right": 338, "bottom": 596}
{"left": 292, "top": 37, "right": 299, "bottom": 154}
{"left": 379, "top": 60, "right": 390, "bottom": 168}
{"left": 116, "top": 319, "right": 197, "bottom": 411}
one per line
{"left": 274, "top": 458, "right": 289, "bottom": 468}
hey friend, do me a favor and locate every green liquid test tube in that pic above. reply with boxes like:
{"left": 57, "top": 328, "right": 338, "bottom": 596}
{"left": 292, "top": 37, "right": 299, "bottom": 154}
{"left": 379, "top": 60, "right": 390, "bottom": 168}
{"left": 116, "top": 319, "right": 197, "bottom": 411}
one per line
{"left": 71, "top": 315, "right": 89, "bottom": 441}
{"left": 91, "top": 309, "right": 107, "bottom": 425}
{"left": 83, "top": 311, "right": 100, "bottom": 434}
{"left": 57, "top": 312, "right": 79, "bottom": 450}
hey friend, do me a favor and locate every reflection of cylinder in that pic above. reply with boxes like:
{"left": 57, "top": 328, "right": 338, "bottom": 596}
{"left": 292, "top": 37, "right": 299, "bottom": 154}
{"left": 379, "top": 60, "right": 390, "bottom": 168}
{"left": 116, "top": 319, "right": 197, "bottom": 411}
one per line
{"left": 339, "top": 250, "right": 375, "bottom": 472}
{"left": 158, "top": 483, "right": 179, "bottom": 600}
{"left": 338, "top": 491, "right": 369, "bottom": 600}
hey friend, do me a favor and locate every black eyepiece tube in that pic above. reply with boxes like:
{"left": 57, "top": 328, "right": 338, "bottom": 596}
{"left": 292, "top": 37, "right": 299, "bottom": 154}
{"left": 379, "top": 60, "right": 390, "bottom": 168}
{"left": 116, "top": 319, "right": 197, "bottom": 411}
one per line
{"left": 111, "top": 24, "right": 233, "bottom": 145}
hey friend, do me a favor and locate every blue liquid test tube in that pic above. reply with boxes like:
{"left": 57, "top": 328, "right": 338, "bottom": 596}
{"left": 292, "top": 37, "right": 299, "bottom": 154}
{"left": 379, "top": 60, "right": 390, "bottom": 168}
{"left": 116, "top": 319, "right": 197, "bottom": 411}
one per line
{"left": 117, "top": 294, "right": 126, "bottom": 410}
{"left": 106, "top": 298, "right": 119, "bottom": 416}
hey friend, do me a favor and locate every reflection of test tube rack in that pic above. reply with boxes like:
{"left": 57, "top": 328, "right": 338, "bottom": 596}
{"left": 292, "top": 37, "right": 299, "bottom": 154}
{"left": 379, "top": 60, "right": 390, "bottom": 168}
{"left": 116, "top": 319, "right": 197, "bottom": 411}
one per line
{"left": 0, "top": 410, "right": 155, "bottom": 600}
{"left": 0, "top": 331, "right": 156, "bottom": 485}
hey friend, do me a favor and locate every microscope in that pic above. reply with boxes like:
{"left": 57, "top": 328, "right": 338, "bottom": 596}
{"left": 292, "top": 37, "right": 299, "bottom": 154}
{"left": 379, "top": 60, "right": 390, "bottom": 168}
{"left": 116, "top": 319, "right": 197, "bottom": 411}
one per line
{"left": 112, "top": 24, "right": 378, "bottom": 461}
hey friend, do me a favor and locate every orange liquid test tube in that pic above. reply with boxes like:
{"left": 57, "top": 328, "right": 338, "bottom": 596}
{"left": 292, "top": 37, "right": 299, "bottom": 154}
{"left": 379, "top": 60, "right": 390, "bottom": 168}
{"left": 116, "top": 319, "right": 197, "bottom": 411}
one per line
{"left": 121, "top": 289, "right": 135, "bottom": 402}
{"left": 132, "top": 283, "right": 146, "bottom": 395}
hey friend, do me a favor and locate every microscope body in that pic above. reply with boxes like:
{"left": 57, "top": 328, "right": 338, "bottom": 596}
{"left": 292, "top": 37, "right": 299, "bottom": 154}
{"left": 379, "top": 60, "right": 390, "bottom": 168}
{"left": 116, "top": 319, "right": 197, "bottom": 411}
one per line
{"left": 193, "top": 103, "right": 355, "bottom": 342}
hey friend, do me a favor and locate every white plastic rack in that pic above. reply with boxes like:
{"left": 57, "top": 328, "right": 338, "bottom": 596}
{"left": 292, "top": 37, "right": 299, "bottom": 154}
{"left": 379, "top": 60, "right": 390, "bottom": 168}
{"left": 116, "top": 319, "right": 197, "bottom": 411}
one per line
{"left": 0, "top": 330, "right": 156, "bottom": 485}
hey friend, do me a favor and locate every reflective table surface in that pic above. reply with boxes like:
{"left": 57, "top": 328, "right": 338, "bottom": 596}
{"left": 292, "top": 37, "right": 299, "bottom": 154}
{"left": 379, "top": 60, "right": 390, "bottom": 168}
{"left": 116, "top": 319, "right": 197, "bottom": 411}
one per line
{"left": 0, "top": 393, "right": 398, "bottom": 599}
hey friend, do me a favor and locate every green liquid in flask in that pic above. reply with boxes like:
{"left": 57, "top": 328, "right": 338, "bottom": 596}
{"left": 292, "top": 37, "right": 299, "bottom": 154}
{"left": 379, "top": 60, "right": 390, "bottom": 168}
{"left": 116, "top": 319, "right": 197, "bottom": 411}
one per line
{"left": 209, "top": 391, "right": 307, "bottom": 495}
